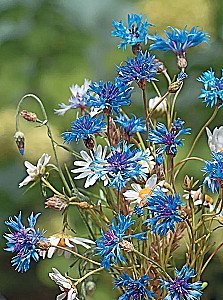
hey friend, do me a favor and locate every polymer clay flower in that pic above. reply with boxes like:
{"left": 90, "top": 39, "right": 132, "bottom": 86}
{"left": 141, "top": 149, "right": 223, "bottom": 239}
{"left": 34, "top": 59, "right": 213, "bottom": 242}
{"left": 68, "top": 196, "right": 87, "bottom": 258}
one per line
{"left": 19, "top": 153, "right": 51, "bottom": 188}
{"left": 55, "top": 79, "right": 91, "bottom": 116}
{"left": 49, "top": 268, "right": 79, "bottom": 300}
{"left": 113, "top": 272, "right": 155, "bottom": 300}
{"left": 160, "top": 264, "right": 203, "bottom": 300}
{"left": 111, "top": 13, "right": 154, "bottom": 51}
{"left": 4, "top": 212, "right": 48, "bottom": 272}
{"left": 197, "top": 68, "right": 223, "bottom": 108}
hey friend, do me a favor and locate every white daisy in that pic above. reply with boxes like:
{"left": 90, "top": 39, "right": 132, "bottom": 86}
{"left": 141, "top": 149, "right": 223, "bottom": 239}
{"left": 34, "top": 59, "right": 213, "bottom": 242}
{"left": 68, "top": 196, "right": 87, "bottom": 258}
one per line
{"left": 49, "top": 268, "right": 79, "bottom": 300}
{"left": 72, "top": 145, "right": 108, "bottom": 188}
{"left": 206, "top": 126, "right": 223, "bottom": 152}
{"left": 148, "top": 96, "right": 167, "bottom": 113}
{"left": 46, "top": 233, "right": 95, "bottom": 259}
{"left": 139, "top": 148, "right": 156, "bottom": 176}
{"left": 19, "top": 153, "right": 51, "bottom": 188}
{"left": 123, "top": 174, "right": 166, "bottom": 207}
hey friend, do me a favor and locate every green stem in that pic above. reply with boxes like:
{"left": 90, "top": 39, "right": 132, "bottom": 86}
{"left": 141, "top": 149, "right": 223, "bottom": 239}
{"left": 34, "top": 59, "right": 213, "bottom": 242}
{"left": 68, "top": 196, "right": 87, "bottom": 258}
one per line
{"left": 41, "top": 177, "right": 64, "bottom": 196}
{"left": 175, "top": 107, "right": 218, "bottom": 178}
{"left": 200, "top": 243, "right": 223, "bottom": 275}
{"left": 170, "top": 85, "right": 182, "bottom": 124}
{"left": 74, "top": 267, "right": 104, "bottom": 285}
{"left": 151, "top": 81, "right": 161, "bottom": 97}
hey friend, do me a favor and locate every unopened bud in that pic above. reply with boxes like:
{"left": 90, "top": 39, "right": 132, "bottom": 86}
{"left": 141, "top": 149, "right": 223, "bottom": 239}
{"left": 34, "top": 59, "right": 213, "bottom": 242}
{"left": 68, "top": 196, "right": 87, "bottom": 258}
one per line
{"left": 20, "top": 110, "right": 37, "bottom": 122}
{"left": 132, "top": 42, "right": 142, "bottom": 56}
{"left": 85, "top": 281, "right": 96, "bottom": 296}
{"left": 84, "top": 137, "right": 94, "bottom": 150}
{"left": 36, "top": 240, "right": 50, "bottom": 251}
{"left": 78, "top": 202, "right": 90, "bottom": 209}
{"left": 120, "top": 240, "right": 134, "bottom": 252}
{"left": 14, "top": 131, "right": 25, "bottom": 155}
{"left": 168, "top": 71, "right": 188, "bottom": 93}
{"left": 137, "top": 78, "right": 147, "bottom": 90}
{"left": 183, "top": 175, "right": 192, "bottom": 190}
{"left": 154, "top": 58, "right": 167, "bottom": 74}
{"left": 45, "top": 196, "right": 68, "bottom": 211}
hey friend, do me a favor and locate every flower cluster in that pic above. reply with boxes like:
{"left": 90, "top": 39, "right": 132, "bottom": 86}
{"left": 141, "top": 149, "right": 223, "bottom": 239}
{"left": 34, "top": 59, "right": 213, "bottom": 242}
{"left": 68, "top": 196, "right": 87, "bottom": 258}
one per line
{"left": 197, "top": 68, "right": 223, "bottom": 108}
{"left": 144, "top": 189, "right": 183, "bottom": 236}
{"left": 160, "top": 264, "right": 203, "bottom": 300}
{"left": 113, "top": 272, "right": 155, "bottom": 300}
{"left": 112, "top": 13, "right": 154, "bottom": 50}
{"left": 115, "top": 114, "right": 146, "bottom": 135}
{"left": 4, "top": 212, "right": 48, "bottom": 272}
{"left": 61, "top": 114, "right": 106, "bottom": 146}
{"left": 95, "top": 214, "right": 147, "bottom": 269}
{"left": 148, "top": 122, "right": 191, "bottom": 156}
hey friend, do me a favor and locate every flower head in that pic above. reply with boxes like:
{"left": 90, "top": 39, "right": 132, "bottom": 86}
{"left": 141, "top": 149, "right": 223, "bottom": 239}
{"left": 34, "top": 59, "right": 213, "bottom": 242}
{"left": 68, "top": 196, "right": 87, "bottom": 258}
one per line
{"left": 148, "top": 122, "right": 191, "bottom": 156}
{"left": 144, "top": 189, "right": 183, "bottom": 236}
{"left": 55, "top": 79, "right": 91, "bottom": 116}
{"left": 71, "top": 144, "right": 108, "bottom": 188}
{"left": 89, "top": 141, "right": 149, "bottom": 189}
{"left": 160, "top": 264, "right": 203, "bottom": 300}
{"left": 172, "top": 117, "right": 185, "bottom": 130}
{"left": 113, "top": 272, "right": 155, "bottom": 300}
{"left": 61, "top": 114, "right": 106, "bottom": 146}
{"left": 111, "top": 13, "right": 154, "bottom": 51}
{"left": 86, "top": 79, "right": 133, "bottom": 115}
{"left": 206, "top": 126, "right": 223, "bottom": 152}
{"left": 202, "top": 151, "right": 223, "bottom": 194}
{"left": 115, "top": 114, "right": 146, "bottom": 135}
{"left": 197, "top": 68, "right": 223, "bottom": 108}
{"left": 149, "top": 25, "right": 210, "bottom": 56}
{"left": 49, "top": 268, "right": 78, "bottom": 300}
{"left": 116, "top": 51, "right": 158, "bottom": 88}
{"left": 4, "top": 212, "right": 48, "bottom": 272}
{"left": 19, "top": 153, "right": 51, "bottom": 188}
{"left": 96, "top": 214, "right": 147, "bottom": 269}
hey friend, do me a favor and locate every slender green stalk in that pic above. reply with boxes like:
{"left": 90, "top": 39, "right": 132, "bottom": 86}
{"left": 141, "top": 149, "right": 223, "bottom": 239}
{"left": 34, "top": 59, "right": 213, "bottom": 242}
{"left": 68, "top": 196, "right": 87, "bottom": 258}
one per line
{"left": 170, "top": 85, "right": 182, "bottom": 123}
{"left": 170, "top": 155, "right": 177, "bottom": 193}
{"left": 74, "top": 267, "right": 104, "bottom": 285}
{"left": 175, "top": 107, "right": 218, "bottom": 178}
{"left": 151, "top": 81, "right": 161, "bottom": 97}
{"left": 147, "top": 91, "right": 169, "bottom": 120}
{"left": 200, "top": 243, "right": 223, "bottom": 275}
{"left": 41, "top": 177, "right": 64, "bottom": 196}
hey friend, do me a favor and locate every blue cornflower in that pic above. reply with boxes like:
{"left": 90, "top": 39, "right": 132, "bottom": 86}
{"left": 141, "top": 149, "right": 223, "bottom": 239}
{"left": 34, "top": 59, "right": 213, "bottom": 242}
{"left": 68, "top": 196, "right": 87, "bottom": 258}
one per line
{"left": 172, "top": 117, "right": 185, "bottom": 130}
{"left": 115, "top": 114, "right": 146, "bottom": 135}
{"left": 134, "top": 204, "right": 145, "bottom": 217}
{"left": 61, "top": 114, "right": 106, "bottom": 145}
{"left": 197, "top": 68, "right": 223, "bottom": 109}
{"left": 177, "top": 71, "right": 188, "bottom": 81}
{"left": 86, "top": 79, "right": 133, "bottom": 115}
{"left": 96, "top": 214, "right": 147, "bottom": 269}
{"left": 144, "top": 189, "right": 183, "bottom": 236}
{"left": 148, "top": 122, "right": 191, "bottom": 156}
{"left": 89, "top": 141, "right": 148, "bottom": 189}
{"left": 149, "top": 26, "right": 210, "bottom": 57}
{"left": 202, "top": 151, "right": 223, "bottom": 194}
{"left": 116, "top": 51, "right": 158, "bottom": 88}
{"left": 111, "top": 13, "right": 154, "bottom": 51}
{"left": 4, "top": 212, "right": 48, "bottom": 273}
{"left": 160, "top": 264, "right": 203, "bottom": 300}
{"left": 113, "top": 272, "right": 155, "bottom": 300}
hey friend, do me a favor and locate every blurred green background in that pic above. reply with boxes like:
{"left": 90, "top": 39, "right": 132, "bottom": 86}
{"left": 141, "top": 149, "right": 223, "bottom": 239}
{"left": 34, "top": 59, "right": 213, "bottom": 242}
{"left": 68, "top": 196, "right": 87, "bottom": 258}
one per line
{"left": 1, "top": 0, "right": 223, "bottom": 299}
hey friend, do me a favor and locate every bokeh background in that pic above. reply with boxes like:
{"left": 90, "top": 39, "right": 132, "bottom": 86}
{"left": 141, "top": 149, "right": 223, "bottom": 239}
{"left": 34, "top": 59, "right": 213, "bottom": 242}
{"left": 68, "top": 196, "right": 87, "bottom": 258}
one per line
{"left": 0, "top": 0, "right": 223, "bottom": 299}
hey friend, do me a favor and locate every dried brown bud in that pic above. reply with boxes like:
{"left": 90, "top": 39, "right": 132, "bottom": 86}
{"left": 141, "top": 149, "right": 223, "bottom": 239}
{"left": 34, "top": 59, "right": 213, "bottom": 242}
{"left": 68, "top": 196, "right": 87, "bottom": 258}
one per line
{"left": 177, "top": 57, "right": 187, "bottom": 70}
{"left": 137, "top": 78, "right": 147, "bottom": 90}
{"left": 168, "top": 80, "right": 183, "bottom": 93}
{"left": 78, "top": 201, "right": 90, "bottom": 209}
{"left": 45, "top": 196, "right": 68, "bottom": 211}
{"left": 108, "top": 118, "right": 120, "bottom": 148}
{"left": 84, "top": 137, "right": 94, "bottom": 150}
{"left": 132, "top": 42, "right": 142, "bottom": 56}
{"left": 120, "top": 240, "right": 134, "bottom": 252}
{"left": 14, "top": 131, "right": 25, "bottom": 155}
{"left": 184, "top": 175, "right": 191, "bottom": 189}
{"left": 36, "top": 240, "right": 50, "bottom": 251}
{"left": 20, "top": 110, "right": 37, "bottom": 122}
{"left": 154, "top": 58, "right": 167, "bottom": 74}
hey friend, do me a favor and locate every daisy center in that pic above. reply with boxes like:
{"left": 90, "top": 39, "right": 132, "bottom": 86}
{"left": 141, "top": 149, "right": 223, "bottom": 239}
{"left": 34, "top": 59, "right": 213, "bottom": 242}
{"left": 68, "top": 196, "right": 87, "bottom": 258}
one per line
{"left": 58, "top": 238, "right": 66, "bottom": 247}
{"left": 139, "top": 188, "right": 152, "bottom": 199}
{"left": 205, "top": 194, "right": 213, "bottom": 205}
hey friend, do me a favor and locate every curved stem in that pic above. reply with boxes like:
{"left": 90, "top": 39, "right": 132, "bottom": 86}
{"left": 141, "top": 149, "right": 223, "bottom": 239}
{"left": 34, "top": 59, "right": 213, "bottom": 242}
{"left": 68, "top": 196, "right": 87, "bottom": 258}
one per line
{"left": 175, "top": 107, "right": 218, "bottom": 178}
{"left": 151, "top": 81, "right": 161, "bottom": 97}
{"left": 41, "top": 177, "right": 64, "bottom": 196}
{"left": 170, "top": 85, "right": 182, "bottom": 123}
{"left": 200, "top": 243, "right": 223, "bottom": 275}
{"left": 167, "top": 157, "right": 204, "bottom": 173}
{"left": 163, "top": 70, "right": 172, "bottom": 85}
{"left": 74, "top": 267, "right": 104, "bottom": 285}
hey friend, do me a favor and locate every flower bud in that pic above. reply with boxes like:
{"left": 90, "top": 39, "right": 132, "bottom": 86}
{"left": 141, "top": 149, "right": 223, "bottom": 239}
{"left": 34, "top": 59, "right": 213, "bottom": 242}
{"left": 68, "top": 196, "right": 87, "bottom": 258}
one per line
{"left": 154, "top": 58, "right": 167, "bottom": 74}
{"left": 35, "top": 240, "right": 50, "bottom": 251}
{"left": 85, "top": 281, "right": 96, "bottom": 296}
{"left": 168, "top": 80, "right": 184, "bottom": 93}
{"left": 132, "top": 42, "right": 142, "bottom": 56}
{"left": 20, "top": 110, "right": 37, "bottom": 122}
{"left": 177, "top": 57, "right": 187, "bottom": 70}
{"left": 14, "top": 131, "right": 25, "bottom": 155}
{"left": 184, "top": 175, "right": 192, "bottom": 189}
{"left": 84, "top": 137, "right": 94, "bottom": 150}
{"left": 78, "top": 202, "right": 90, "bottom": 209}
{"left": 45, "top": 196, "right": 68, "bottom": 211}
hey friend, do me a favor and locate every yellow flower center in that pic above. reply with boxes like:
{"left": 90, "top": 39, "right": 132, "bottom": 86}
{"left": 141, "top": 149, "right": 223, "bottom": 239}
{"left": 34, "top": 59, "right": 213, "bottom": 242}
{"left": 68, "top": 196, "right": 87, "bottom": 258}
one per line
{"left": 139, "top": 188, "right": 152, "bottom": 199}
{"left": 205, "top": 195, "right": 213, "bottom": 205}
{"left": 58, "top": 238, "right": 66, "bottom": 247}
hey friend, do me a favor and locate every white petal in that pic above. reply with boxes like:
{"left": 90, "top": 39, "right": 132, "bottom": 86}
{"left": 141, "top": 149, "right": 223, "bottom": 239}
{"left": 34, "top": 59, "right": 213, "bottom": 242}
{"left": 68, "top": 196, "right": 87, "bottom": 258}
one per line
{"left": 19, "top": 176, "right": 32, "bottom": 188}
{"left": 56, "top": 292, "right": 66, "bottom": 300}
{"left": 145, "top": 174, "right": 157, "bottom": 189}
